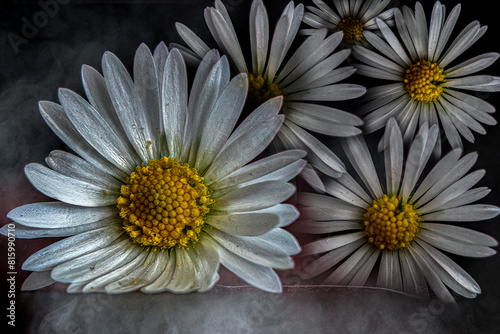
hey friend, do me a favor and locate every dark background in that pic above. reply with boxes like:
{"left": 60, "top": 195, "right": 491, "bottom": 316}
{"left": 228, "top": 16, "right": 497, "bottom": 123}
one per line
{"left": 1, "top": 0, "right": 500, "bottom": 332}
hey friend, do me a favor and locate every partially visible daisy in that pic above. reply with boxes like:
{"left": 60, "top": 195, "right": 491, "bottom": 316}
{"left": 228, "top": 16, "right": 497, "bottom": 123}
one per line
{"left": 2, "top": 43, "right": 305, "bottom": 294}
{"left": 302, "top": 0, "right": 395, "bottom": 44}
{"left": 295, "top": 118, "right": 499, "bottom": 302}
{"left": 174, "top": 0, "right": 366, "bottom": 177}
{"left": 353, "top": 1, "right": 500, "bottom": 156}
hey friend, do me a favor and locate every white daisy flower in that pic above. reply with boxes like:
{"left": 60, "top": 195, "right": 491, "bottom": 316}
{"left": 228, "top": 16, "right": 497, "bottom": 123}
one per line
{"left": 174, "top": 0, "right": 366, "bottom": 177}
{"left": 302, "top": 0, "right": 395, "bottom": 44}
{"left": 3, "top": 43, "right": 306, "bottom": 294}
{"left": 295, "top": 118, "right": 499, "bottom": 303}
{"left": 353, "top": 1, "right": 500, "bottom": 156}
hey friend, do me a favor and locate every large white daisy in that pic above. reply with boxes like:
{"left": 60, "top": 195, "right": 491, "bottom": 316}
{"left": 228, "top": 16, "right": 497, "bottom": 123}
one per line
{"left": 174, "top": 0, "right": 366, "bottom": 177}
{"left": 295, "top": 118, "right": 499, "bottom": 302}
{"left": 302, "top": 0, "right": 395, "bottom": 44}
{"left": 353, "top": 1, "right": 500, "bottom": 156}
{"left": 3, "top": 43, "right": 305, "bottom": 294}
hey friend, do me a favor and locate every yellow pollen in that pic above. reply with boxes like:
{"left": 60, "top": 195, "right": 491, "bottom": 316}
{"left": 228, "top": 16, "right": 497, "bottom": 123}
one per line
{"left": 247, "top": 74, "right": 282, "bottom": 106}
{"left": 363, "top": 195, "right": 420, "bottom": 251}
{"left": 404, "top": 60, "right": 445, "bottom": 103}
{"left": 117, "top": 156, "right": 213, "bottom": 250}
{"left": 337, "top": 17, "right": 364, "bottom": 44}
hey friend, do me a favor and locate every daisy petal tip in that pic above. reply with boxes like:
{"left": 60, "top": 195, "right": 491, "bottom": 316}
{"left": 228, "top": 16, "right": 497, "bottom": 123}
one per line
{"left": 0, "top": 224, "right": 8, "bottom": 236}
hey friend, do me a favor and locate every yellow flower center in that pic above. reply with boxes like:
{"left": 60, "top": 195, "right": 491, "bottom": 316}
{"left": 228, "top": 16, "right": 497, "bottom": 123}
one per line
{"left": 363, "top": 195, "right": 420, "bottom": 251}
{"left": 404, "top": 60, "right": 445, "bottom": 103}
{"left": 247, "top": 74, "right": 282, "bottom": 106}
{"left": 337, "top": 17, "right": 364, "bottom": 44}
{"left": 117, "top": 156, "right": 213, "bottom": 250}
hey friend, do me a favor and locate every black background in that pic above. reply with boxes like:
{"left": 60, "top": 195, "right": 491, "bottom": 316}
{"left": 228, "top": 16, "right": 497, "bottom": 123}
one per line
{"left": 1, "top": 0, "right": 500, "bottom": 333}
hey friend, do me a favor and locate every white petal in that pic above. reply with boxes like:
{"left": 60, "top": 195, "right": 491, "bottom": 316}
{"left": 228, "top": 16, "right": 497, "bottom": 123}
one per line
{"left": 407, "top": 245, "right": 455, "bottom": 303}
{"left": 399, "top": 249, "right": 428, "bottom": 295}
{"left": 291, "top": 220, "right": 363, "bottom": 234}
{"left": 284, "top": 120, "right": 346, "bottom": 174}
{"left": 25, "top": 163, "right": 117, "bottom": 207}
{"left": 194, "top": 74, "right": 248, "bottom": 172}
{"left": 207, "top": 228, "right": 296, "bottom": 269}
{"left": 207, "top": 235, "right": 283, "bottom": 293}
{"left": 1, "top": 219, "right": 116, "bottom": 239}
{"left": 83, "top": 250, "right": 147, "bottom": 293}
{"left": 299, "top": 164, "right": 326, "bottom": 193}
{"left": 301, "top": 232, "right": 366, "bottom": 255}
{"left": 342, "top": 135, "right": 382, "bottom": 199}
{"left": 175, "top": 22, "right": 210, "bottom": 58}
{"left": 348, "top": 248, "right": 381, "bottom": 287}
{"left": 431, "top": 4, "right": 461, "bottom": 61}
{"left": 102, "top": 49, "right": 156, "bottom": 162}
{"left": 23, "top": 225, "right": 123, "bottom": 271}
{"left": 214, "top": 181, "right": 295, "bottom": 212}
{"left": 38, "top": 101, "right": 127, "bottom": 181}
{"left": 418, "top": 169, "right": 485, "bottom": 213}
{"left": 422, "top": 223, "right": 497, "bottom": 248}
{"left": 412, "top": 149, "right": 462, "bottom": 202}
{"left": 324, "top": 243, "right": 375, "bottom": 285}
{"left": 437, "top": 187, "right": 491, "bottom": 211}
{"left": 51, "top": 237, "right": 140, "bottom": 283}
{"left": 105, "top": 251, "right": 166, "bottom": 293}
{"left": 46, "top": 150, "right": 121, "bottom": 191}
{"left": 188, "top": 238, "right": 220, "bottom": 292}
{"left": 186, "top": 54, "right": 230, "bottom": 163}
{"left": 286, "top": 83, "right": 366, "bottom": 101}
{"left": 209, "top": 6, "right": 248, "bottom": 73}
{"left": 377, "top": 250, "right": 402, "bottom": 291}
{"left": 141, "top": 251, "right": 176, "bottom": 293}
{"left": 299, "top": 238, "right": 365, "bottom": 279}
{"left": 323, "top": 177, "right": 369, "bottom": 209}
{"left": 58, "top": 88, "right": 139, "bottom": 173}
{"left": 21, "top": 271, "right": 55, "bottom": 291}
{"left": 446, "top": 53, "right": 499, "bottom": 78}
{"left": 207, "top": 212, "right": 280, "bottom": 237}
{"left": 400, "top": 123, "right": 439, "bottom": 202}
{"left": 284, "top": 103, "right": 362, "bottom": 137}
{"left": 250, "top": 0, "right": 269, "bottom": 74}
{"left": 414, "top": 152, "right": 477, "bottom": 206}
{"left": 7, "top": 201, "right": 116, "bottom": 228}
{"left": 412, "top": 242, "right": 478, "bottom": 298}
{"left": 162, "top": 49, "right": 188, "bottom": 158}
{"left": 383, "top": 118, "right": 404, "bottom": 195}
{"left": 210, "top": 149, "right": 306, "bottom": 189}
{"left": 417, "top": 229, "right": 496, "bottom": 258}
{"left": 203, "top": 97, "right": 284, "bottom": 184}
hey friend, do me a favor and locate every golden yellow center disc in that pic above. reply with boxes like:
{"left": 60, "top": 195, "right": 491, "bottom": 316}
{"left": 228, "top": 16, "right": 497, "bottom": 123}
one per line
{"left": 117, "top": 157, "right": 212, "bottom": 249}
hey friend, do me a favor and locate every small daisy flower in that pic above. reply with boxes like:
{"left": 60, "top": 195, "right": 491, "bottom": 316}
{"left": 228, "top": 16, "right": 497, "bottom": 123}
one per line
{"left": 3, "top": 43, "right": 305, "bottom": 294}
{"left": 353, "top": 1, "right": 500, "bottom": 155}
{"left": 302, "top": 0, "right": 395, "bottom": 44}
{"left": 174, "top": 0, "right": 366, "bottom": 177}
{"left": 296, "top": 118, "right": 499, "bottom": 302}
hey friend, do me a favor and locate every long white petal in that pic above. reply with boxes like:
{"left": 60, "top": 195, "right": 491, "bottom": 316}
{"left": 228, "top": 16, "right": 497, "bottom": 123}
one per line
{"left": 7, "top": 201, "right": 116, "bottom": 228}
{"left": 25, "top": 164, "right": 117, "bottom": 207}
{"left": 22, "top": 225, "right": 123, "bottom": 271}
{"left": 207, "top": 235, "right": 283, "bottom": 293}
{"left": 214, "top": 181, "right": 295, "bottom": 212}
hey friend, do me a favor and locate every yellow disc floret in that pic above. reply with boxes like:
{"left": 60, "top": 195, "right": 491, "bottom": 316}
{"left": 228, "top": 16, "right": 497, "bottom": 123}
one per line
{"left": 247, "top": 74, "right": 282, "bottom": 106}
{"left": 337, "top": 17, "right": 364, "bottom": 44}
{"left": 404, "top": 60, "right": 445, "bottom": 103}
{"left": 117, "top": 156, "right": 213, "bottom": 250}
{"left": 363, "top": 195, "right": 420, "bottom": 251}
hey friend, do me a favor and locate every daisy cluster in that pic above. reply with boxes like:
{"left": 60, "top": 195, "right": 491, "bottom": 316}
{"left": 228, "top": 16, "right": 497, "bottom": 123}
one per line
{"left": 3, "top": 0, "right": 500, "bottom": 305}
